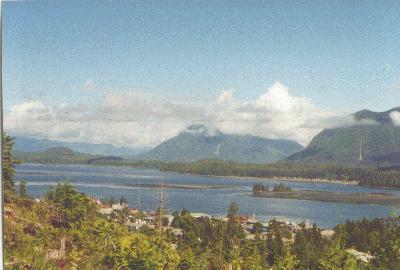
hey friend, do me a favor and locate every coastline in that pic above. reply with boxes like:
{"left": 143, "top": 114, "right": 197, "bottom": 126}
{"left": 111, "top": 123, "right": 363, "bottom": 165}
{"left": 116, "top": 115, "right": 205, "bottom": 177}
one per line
{"left": 23, "top": 162, "right": 359, "bottom": 186}
{"left": 173, "top": 171, "right": 359, "bottom": 186}
{"left": 252, "top": 190, "right": 400, "bottom": 206}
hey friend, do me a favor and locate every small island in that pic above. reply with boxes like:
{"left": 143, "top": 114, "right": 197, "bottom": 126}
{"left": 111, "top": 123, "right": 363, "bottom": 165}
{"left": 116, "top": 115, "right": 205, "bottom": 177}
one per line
{"left": 253, "top": 182, "right": 292, "bottom": 192}
{"left": 252, "top": 183, "right": 400, "bottom": 206}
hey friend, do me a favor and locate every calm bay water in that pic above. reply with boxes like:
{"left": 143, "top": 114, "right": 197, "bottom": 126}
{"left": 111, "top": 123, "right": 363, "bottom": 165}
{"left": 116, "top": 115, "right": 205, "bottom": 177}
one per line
{"left": 16, "top": 163, "right": 400, "bottom": 228}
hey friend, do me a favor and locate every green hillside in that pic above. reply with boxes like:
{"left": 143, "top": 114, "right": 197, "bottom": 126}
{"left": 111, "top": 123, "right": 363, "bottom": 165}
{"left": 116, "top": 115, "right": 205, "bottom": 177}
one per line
{"left": 288, "top": 108, "right": 400, "bottom": 166}
{"left": 15, "top": 147, "right": 122, "bottom": 164}
{"left": 137, "top": 124, "right": 304, "bottom": 163}
{"left": 14, "top": 147, "right": 94, "bottom": 164}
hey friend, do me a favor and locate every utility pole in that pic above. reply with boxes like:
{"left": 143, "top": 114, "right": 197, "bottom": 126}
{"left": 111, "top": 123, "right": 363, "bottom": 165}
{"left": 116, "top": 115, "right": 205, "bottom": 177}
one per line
{"left": 136, "top": 181, "right": 141, "bottom": 253}
{"left": 158, "top": 181, "right": 163, "bottom": 237}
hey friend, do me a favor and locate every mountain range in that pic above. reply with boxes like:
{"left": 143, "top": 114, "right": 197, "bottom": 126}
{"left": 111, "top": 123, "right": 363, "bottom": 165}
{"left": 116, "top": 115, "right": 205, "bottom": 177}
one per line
{"left": 12, "top": 136, "right": 148, "bottom": 157}
{"left": 12, "top": 107, "right": 400, "bottom": 166}
{"left": 136, "top": 124, "right": 304, "bottom": 163}
{"left": 288, "top": 107, "right": 400, "bottom": 166}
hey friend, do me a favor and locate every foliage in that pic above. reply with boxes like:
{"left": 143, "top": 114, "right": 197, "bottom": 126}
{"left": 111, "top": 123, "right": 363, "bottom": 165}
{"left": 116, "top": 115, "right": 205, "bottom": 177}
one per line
{"left": 4, "top": 145, "right": 400, "bottom": 269}
{"left": 227, "top": 201, "right": 239, "bottom": 218}
{"left": 293, "top": 224, "right": 328, "bottom": 270}
{"left": 273, "top": 183, "right": 292, "bottom": 192}
{"left": 319, "top": 234, "right": 357, "bottom": 270}
{"left": 18, "top": 180, "right": 27, "bottom": 198}
{"left": 5, "top": 185, "right": 400, "bottom": 269}
{"left": 159, "top": 159, "right": 400, "bottom": 188}
{"left": 253, "top": 182, "right": 269, "bottom": 192}
{"left": 3, "top": 134, "right": 20, "bottom": 201}
{"left": 274, "top": 245, "right": 298, "bottom": 270}
{"left": 44, "top": 183, "right": 97, "bottom": 228}
{"left": 336, "top": 217, "right": 400, "bottom": 269}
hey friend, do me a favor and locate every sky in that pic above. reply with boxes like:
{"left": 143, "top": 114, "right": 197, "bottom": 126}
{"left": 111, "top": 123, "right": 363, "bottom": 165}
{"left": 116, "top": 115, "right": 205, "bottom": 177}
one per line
{"left": 3, "top": 1, "right": 400, "bottom": 148}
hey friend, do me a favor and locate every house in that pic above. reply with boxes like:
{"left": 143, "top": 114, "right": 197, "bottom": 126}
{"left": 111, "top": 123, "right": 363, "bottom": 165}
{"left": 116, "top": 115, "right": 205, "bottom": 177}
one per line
{"left": 303, "top": 219, "right": 311, "bottom": 228}
{"left": 126, "top": 219, "right": 147, "bottom": 231}
{"left": 215, "top": 216, "right": 229, "bottom": 222}
{"left": 144, "top": 215, "right": 156, "bottom": 224}
{"left": 112, "top": 203, "right": 126, "bottom": 211}
{"left": 237, "top": 215, "right": 257, "bottom": 224}
{"left": 346, "top": 249, "right": 374, "bottom": 264}
{"left": 164, "top": 214, "right": 174, "bottom": 227}
{"left": 190, "top": 213, "right": 211, "bottom": 219}
{"left": 128, "top": 208, "right": 139, "bottom": 215}
{"left": 99, "top": 208, "right": 113, "bottom": 215}
{"left": 321, "top": 229, "right": 335, "bottom": 239}
{"left": 90, "top": 198, "right": 102, "bottom": 205}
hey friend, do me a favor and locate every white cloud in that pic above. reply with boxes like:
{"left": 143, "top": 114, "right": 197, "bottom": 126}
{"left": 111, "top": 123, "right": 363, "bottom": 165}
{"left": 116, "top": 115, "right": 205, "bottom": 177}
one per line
{"left": 390, "top": 111, "right": 400, "bottom": 126}
{"left": 213, "top": 82, "right": 340, "bottom": 146}
{"left": 4, "top": 93, "right": 207, "bottom": 148}
{"left": 5, "top": 82, "right": 358, "bottom": 148}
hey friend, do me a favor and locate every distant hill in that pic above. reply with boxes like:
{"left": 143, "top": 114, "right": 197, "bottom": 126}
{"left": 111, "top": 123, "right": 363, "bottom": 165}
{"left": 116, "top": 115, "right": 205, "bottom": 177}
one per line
{"left": 287, "top": 107, "right": 400, "bottom": 166}
{"left": 137, "top": 124, "right": 304, "bottom": 163}
{"left": 14, "top": 147, "right": 94, "bottom": 164}
{"left": 14, "top": 147, "right": 123, "bottom": 165}
{"left": 13, "top": 136, "right": 148, "bottom": 157}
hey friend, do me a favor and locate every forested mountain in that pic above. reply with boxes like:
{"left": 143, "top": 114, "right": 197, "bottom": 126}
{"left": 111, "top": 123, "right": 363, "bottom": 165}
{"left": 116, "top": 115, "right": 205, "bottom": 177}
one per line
{"left": 14, "top": 147, "right": 95, "bottom": 164}
{"left": 14, "top": 147, "right": 122, "bottom": 165}
{"left": 137, "top": 124, "right": 304, "bottom": 163}
{"left": 288, "top": 108, "right": 400, "bottom": 166}
{"left": 13, "top": 136, "right": 147, "bottom": 157}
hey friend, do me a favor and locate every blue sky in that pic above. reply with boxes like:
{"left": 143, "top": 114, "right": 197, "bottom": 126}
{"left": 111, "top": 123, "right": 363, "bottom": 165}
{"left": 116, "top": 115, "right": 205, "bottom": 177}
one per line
{"left": 3, "top": 1, "right": 400, "bottom": 147}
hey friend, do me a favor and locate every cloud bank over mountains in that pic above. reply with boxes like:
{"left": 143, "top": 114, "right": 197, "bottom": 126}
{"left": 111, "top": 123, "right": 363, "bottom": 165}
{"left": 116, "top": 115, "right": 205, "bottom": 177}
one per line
{"left": 213, "top": 82, "right": 341, "bottom": 145}
{"left": 5, "top": 82, "right": 353, "bottom": 148}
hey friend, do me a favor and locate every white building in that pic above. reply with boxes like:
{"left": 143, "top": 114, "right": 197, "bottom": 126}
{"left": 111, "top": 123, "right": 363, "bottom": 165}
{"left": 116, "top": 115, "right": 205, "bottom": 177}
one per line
{"left": 99, "top": 208, "right": 113, "bottom": 215}
{"left": 346, "top": 249, "right": 373, "bottom": 264}
{"left": 190, "top": 213, "right": 211, "bottom": 219}
{"left": 112, "top": 203, "right": 126, "bottom": 211}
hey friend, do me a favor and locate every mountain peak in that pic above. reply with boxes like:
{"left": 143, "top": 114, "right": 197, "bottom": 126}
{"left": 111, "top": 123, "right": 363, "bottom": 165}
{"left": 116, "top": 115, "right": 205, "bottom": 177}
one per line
{"left": 353, "top": 107, "right": 400, "bottom": 124}
{"left": 138, "top": 126, "right": 303, "bottom": 163}
{"left": 182, "top": 124, "right": 219, "bottom": 137}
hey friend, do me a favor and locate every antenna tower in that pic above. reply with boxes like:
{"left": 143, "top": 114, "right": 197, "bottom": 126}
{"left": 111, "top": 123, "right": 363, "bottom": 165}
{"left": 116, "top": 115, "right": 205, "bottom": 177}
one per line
{"left": 359, "top": 140, "right": 363, "bottom": 161}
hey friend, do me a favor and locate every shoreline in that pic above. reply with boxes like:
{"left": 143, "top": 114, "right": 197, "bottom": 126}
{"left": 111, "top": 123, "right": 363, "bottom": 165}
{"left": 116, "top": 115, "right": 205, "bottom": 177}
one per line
{"left": 25, "top": 162, "right": 400, "bottom": 188}
{"left": 253, "top": 190, "right": 400, "bottom": 206}
{"left": 172, "top": 171, "right": 359, "bottom": 186}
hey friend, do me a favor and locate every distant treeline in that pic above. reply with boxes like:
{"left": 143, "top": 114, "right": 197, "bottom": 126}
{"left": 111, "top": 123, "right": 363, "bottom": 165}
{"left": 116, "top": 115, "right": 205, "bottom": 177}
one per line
{"left": 90, "top": 158, "right": 400, "bottom": 189}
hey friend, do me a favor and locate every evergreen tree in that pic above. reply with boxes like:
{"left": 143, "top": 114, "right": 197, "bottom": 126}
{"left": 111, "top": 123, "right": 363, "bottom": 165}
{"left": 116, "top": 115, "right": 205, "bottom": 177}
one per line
{"left": 107, "top": 196, "right": 116, "bottom": 206}
{"left": 18, "top": 180, "right": 27, "bottom": 198}
{"left": 2, "top": 134, "right": 20, "bottom": 201}
{"left": 293, "top": 225, "right": 327, "bottom": 270}
{"left": 275, "top": 245, "right": 298, "bottom": 270}
{"left": 227, "top": 201, "right": 239, "bottom": 218}
{"left": 119, "top": 196, "right": 127, "bottom": 206}
{"left": 319, "top": 235, "right": 357, "bottom": 270}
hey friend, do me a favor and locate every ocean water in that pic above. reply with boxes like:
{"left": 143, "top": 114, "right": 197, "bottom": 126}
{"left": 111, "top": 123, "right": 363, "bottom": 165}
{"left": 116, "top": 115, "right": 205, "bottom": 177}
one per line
{"left": 15, "top": 163, "right": 400, "bottom": 228}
